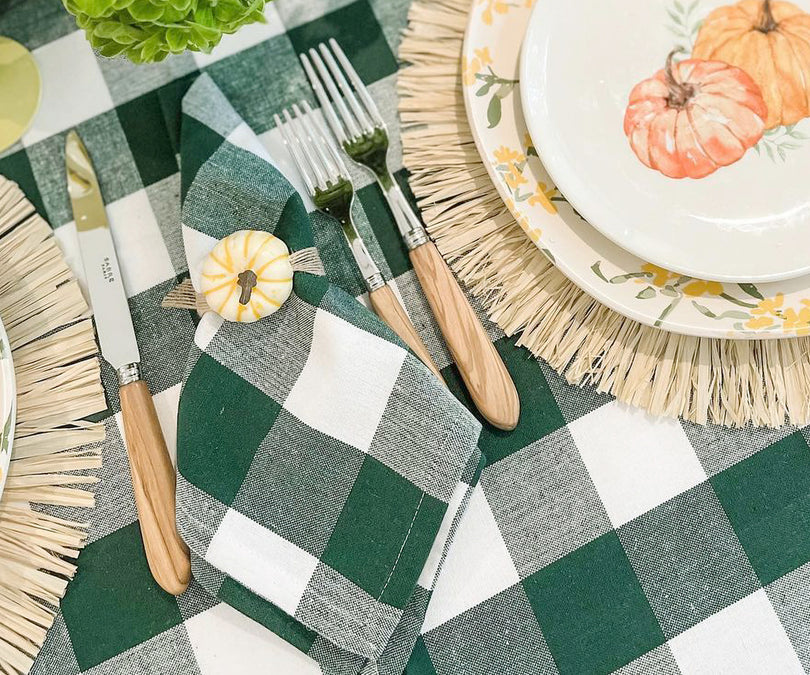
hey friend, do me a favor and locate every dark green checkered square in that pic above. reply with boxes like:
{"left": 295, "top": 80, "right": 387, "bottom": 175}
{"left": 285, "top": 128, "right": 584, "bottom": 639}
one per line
{"left": 321, "top": 455, "right": 446, "bottom": 609}
{"left": 357, "top": 180, "right": 411, "bottom": 279}
{"left": 180, "top": 115, "right": 225, "bottom": 200}
{"left": 178, "top": 351, "right": 281, "bottom": 506}
{"left": 405, "top": 637, "right": 438, "bottom": 675}
{"left": 0, "top": 148, "right": 47, "bottom": 220}
{"left": 287, "top": 0, "right": 398, "bottom": 85}
{"left": 156, "top": 72, "right": 200, "bottom": 155}
{"left": 712, "top": 430, "right": 810, "bottom": 585}
{"left": 445, "top": 336, "right": 566, "bottom": 463}
{"left": 117, "top": 91, "right": 180, "bottom": 187}
{"left": 523, "top": 531, "right": 664, "bottom": 674}
{"left": 60, "top": 522, "right": 184, "bottom": 671}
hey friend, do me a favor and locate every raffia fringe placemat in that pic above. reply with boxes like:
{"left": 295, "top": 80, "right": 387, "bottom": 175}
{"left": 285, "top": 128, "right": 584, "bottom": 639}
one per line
{"left": 398, "top": 0, "right": 810, "bottom": 428}
{"left": 0, "top": 176, "right": 106, "bottom": 675}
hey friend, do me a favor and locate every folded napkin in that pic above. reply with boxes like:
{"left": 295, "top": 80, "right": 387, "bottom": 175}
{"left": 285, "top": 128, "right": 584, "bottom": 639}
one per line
{"left": 175, "top": 74, "right": 484, "bottom": 675}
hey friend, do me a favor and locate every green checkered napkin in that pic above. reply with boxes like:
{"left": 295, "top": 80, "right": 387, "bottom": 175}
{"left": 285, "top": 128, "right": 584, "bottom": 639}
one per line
{"left": 175, "top": 74, "right": 484, "bottom": 675}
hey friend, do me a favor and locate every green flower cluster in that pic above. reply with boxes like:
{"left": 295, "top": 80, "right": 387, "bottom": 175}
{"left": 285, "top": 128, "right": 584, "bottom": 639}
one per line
{"left": 62, "top": 0, "right": 268, "bottom": 63}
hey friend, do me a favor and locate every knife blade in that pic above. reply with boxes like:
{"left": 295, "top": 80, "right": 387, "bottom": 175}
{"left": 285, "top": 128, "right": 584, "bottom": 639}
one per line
{"left": 66, "top": 130, "right": 190, "bottom": 596}
{"left": 66, "top": 130, "right": 139, "bottom": 372}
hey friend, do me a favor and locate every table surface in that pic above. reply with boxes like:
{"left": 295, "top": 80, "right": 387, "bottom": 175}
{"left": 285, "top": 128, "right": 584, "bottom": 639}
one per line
{"left": 2, "top": 1, "right": 810, "bottom": 674}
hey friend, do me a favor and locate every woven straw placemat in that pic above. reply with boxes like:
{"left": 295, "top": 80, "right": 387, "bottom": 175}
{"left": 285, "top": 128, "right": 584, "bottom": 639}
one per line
{"left": 398, "top": 0, "right": 810, "bottom": 428}
{"left": 0, "top": 176, "right": 106, "bottom": 675}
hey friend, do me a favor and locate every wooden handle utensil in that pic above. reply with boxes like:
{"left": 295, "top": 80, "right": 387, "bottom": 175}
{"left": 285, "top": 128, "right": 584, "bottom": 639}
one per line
{"left": 120, "top": 380, "right": 191, "bottom": 596}
{"left": 369, "top": 284, "right": 444, "bottom": 382}
{"left": 410, "top": 241, "right": 520, "bottom": 430}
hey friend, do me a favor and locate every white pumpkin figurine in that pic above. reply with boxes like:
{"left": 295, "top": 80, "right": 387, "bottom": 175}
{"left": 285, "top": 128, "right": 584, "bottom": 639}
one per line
{"left": 200, "top": 230, "right": 294, "bottom": 323}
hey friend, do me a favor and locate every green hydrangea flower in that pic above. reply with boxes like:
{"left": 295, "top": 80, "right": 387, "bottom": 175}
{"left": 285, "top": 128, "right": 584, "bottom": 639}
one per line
{"left": 62, "top": 0, "right": 269, "bottom": 63}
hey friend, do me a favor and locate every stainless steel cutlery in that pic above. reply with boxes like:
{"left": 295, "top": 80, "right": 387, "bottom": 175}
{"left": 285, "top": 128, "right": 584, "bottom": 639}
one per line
{"left": 300, "top": 39, "right": 520, "bottom": 430}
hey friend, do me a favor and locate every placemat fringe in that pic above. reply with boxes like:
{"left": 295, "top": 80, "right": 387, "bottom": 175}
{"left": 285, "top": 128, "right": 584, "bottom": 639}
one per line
{"left": 0, "top": 176, "right": 106, "bottom": 675}
{"left": 398, "top": 0, "right": 810, "bottom": 427}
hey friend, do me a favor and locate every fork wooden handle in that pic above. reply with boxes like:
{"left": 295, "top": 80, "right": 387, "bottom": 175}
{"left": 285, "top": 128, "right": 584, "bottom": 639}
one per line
{"left": 369, "top": 284, "right": 445, "bottom": 382}
{"left": 120, "top": 380, "right": 191, "bottom": 596}
{"left": 409, "top": 241, "right": 520, "bottom": 430}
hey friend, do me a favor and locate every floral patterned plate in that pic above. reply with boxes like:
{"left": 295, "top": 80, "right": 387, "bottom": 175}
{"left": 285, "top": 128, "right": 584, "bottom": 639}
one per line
{"left": 463, "top": 0, "right": 810, "bottom": 338}
{"left": 0, "top": 315, "right": 15, "bottom": 502}
{"left": 520, "top": 0, "right": 810, "bottom": 283}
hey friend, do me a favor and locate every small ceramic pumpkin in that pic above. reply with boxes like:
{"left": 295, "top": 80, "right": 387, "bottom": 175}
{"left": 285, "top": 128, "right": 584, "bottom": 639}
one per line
{"left": 624, "top": 51, "right": 767, "bottom": 179}
{"left": 693, "top": 0, "right": 810, "bottom": 129}
{"left": 200, "top": 230, "right": 293, "bottom": 323}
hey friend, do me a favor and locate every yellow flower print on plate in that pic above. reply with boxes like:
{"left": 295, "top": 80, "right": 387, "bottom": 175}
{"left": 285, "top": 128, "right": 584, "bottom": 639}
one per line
{"left": 462, "top": 48, "right": 493, "bottom": 86}
{"left": 478, "top": 0, "right": 536, "bottom": 25}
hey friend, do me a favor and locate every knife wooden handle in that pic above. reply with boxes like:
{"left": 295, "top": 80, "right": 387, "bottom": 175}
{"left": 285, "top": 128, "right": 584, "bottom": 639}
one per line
{"left": 120, "top": 380, "right": 190, "bottom": 596}
{"left": 409, "top": 241, "right": 520, "bottom": 430}
{"left": 369, "top": 284, "right": 445, "bottom": 383}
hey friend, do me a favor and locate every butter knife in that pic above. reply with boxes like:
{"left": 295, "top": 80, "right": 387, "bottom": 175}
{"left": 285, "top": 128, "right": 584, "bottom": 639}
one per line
{"left": 66, "top": 130, "right": 190, "bottom": 596}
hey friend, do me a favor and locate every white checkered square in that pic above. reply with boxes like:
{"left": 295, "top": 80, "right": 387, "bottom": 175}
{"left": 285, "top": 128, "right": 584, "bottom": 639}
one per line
{"left": 283, "top": 307, "right": 407, "bottom": 451}
{"left": 53, "top": 222, "right": 84, "bottom": 293}
{"left": 151, "top": 383, "right": 181, "bottom": 467}
{"left": 569, "top": 402, "right": 706, "bottom": 526}
{"left": 181, "top": 224, "right": 220, "bottom": 291}
{"left": 423, "top": 485, "right": 520, "bottom": 632}
{"left": 24, "top": 31, "right": 113, "bottom": 146}
{"left": 669, "top": 590, "right": 803, "bottom": 674}
{"left": 192, "top": 4, "right": 285, "bottom": 68}
{"left": 185, "top": 603, "right": 320, "bottom": 675}
{"left": 205, "top": 509, "right": 319, "bottom": 616}
{"left": 107, "top": 190, "right": 176, "bottom": 297}
{"left": 193, "top": 313, "right": 225, "bottom": 353}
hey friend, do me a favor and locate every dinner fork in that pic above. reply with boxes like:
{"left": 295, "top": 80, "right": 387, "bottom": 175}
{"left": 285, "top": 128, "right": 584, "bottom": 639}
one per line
{"left": 301, "top": 39, "right": 519, "bottom": 430}
{"left": 274, "top": 102, "right": 443, "bottom": 381}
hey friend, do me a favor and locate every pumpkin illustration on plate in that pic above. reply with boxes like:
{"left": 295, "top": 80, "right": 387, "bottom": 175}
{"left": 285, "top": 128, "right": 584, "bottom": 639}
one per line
{"left": 200, "top": 230, "right": 294, "bottom": 323}
{"left": 623, "top": 50, "right": 767, "bottom": 178}
{"left": 693, "top": 0, "right": 810, "bottom": 129}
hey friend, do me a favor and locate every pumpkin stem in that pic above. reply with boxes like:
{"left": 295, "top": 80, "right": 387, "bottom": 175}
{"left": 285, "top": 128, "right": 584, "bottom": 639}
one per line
{"left": 664, "top": 48, "right": 695, "bottom": 110}
{"left": 756, "top": 0, "right": 778, "bottom": 32}
{"left": 237, "top": 270, "right": 258, "bottom": 305}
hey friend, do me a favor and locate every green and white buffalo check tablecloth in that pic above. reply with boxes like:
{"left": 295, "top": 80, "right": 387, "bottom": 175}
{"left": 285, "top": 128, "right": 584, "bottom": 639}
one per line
{"left": 2, "top": 1, "right": 810, "bottom": 673}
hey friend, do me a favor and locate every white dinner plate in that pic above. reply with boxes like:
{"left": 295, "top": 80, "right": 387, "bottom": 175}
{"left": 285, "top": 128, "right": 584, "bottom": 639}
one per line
{"left": 520, "top": 0, "right": 810, "bottom": 282}
{"left": 463, "top": 0, "right": 810, "bottom": 338}
{"left": 0, "top": 314, "right": 15, "bottom": 501}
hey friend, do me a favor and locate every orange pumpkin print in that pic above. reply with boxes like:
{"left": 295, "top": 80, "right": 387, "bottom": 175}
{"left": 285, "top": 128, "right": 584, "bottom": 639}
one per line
{"left": 693, "top": 0, "right": 810, "bottom": 129}
{"left": 624, "top": 50, "right": 767, "bottom": 178}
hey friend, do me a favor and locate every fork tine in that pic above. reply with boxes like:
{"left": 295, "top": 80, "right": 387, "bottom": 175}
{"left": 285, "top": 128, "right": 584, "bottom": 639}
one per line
{"left": 275, "top": 111, "right": 316, "bottom": 195}
{"left": 327, "top": 38, "right": 385, "bottom": 128}
{"left": 317, "top": 43, "right": 374, "bottom": 134}
{"left": 285, "top": 106, "right": 329, "bottom": 190}
{"left": 294, "top": 102, "right": 341, "bottom": 183}
{"left": 307, "top": 48, "right": 363, "bottom": 139}
{"left": 301, "top": 101, "right": 351, "bottom": 178}
{"left": 300, "top": 52, "right": 348, "bottom": 146}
